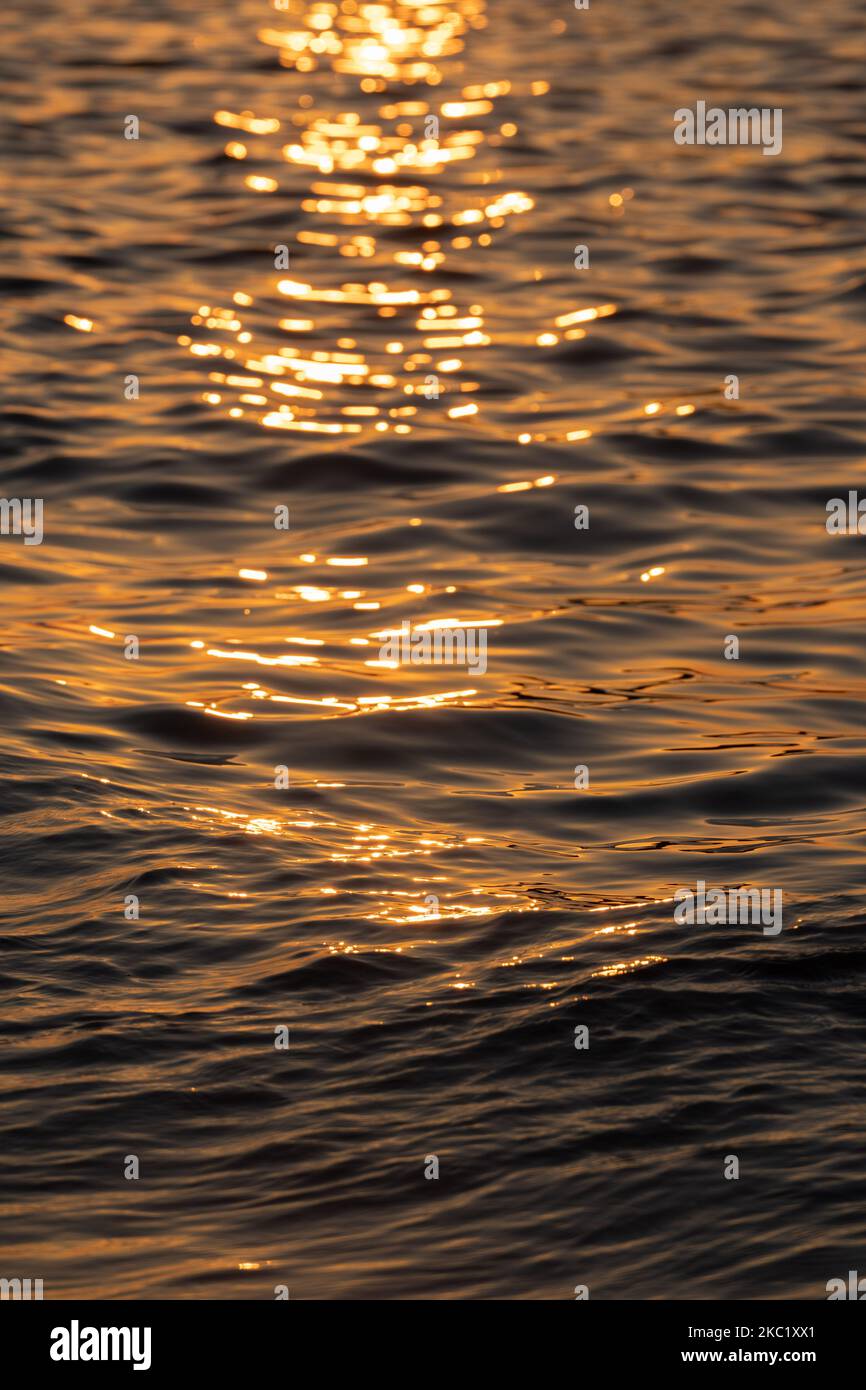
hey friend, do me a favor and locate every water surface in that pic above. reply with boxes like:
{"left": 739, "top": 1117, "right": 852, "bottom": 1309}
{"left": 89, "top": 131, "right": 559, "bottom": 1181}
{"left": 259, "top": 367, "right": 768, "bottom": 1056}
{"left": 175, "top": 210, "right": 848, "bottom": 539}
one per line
{"left": 2, "top": 0, "right": 866, "bottom": 1299}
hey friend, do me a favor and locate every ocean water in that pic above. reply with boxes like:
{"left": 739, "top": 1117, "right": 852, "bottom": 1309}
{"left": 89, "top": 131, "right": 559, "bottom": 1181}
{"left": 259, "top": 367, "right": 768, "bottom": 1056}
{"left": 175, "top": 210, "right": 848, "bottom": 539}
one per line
{"left": 3, "top": 0, "right": 866, "bottom": 1299}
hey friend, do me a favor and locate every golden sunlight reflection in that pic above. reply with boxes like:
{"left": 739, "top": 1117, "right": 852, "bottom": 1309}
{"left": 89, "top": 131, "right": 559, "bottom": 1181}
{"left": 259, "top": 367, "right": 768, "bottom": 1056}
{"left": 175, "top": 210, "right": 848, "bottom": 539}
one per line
{"left": 179, "top": 0, "right": 625, "bottom": 444}
{"left": 591, "top": 955, "right": 667, "bottom": 979}
{"left": 258, "top": 0, "right": 486, "bottom": 82}
{"left": 371, "top": 885, "right": 541, "bottom": 925}
{"left": 182, "top": 802, "right": 504, "bottom": 883}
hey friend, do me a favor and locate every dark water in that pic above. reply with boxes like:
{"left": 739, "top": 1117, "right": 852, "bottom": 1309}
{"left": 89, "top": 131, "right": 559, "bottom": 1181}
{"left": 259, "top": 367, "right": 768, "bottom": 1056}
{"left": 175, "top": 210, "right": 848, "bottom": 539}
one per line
{"left": 3, "top": 0, "right": 866, "bottom": 1299}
